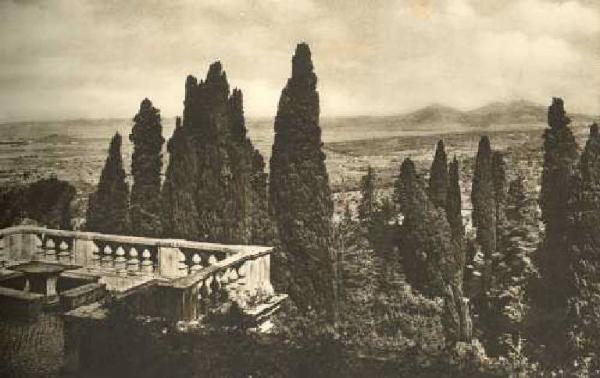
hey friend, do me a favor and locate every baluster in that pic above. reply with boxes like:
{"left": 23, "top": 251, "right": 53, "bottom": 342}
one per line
{"left": 58, "top": 240, "right": 71, "bottom": 263}
{"left": 210, "top": 272, "right": 222, "bottom": 304}
{"left": 228, "top": 267, "right": 242, "bottom": 302}
{"left": 114, "top": 246, "right": 127, "bottom": 273}
{"left": 199, "top": 278, "right": 211, "bottom": 314}
{"left": 0, "top": 237, "right": 5, "bottom": 268}
{"left": 190, "top": 253, "right": 202, "bottom": 273}
{"left": 207, "top": 254, "right": 217, "bottom": 266}
{"left": 34, "top": 235, "right": 44, "bottom": 261}
{"left": 45, "top": 238, "right": 57, "bottom": 261}
{"left": 140, "top": 249, "right": 153, "bottom": 274}
{"left": 102, "top": 245, "right": 113, "bottom": 266}
{"left": 127, "top": 247, "right": 140, "bottom": 273}
{"left": 236, "top": 262, "right": 250, "bottom": 298}
{"left": 221, "top": 268, "right": 231, "bottom": 286}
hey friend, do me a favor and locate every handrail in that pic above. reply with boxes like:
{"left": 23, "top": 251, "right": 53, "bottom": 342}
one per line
{"left": 170, "top": 246, "right": 273, "bottom": 289}
{"left": 0, "top": 225, "right": 272, "bottom": 256}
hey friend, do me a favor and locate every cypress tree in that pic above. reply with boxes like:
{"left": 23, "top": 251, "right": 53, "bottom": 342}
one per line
{"left": 161, "top": 116, "right": 202, "bottom": 239}
{"left": 86, "top": 133, "right": 130, "bottom": 235}
{"left": 568, "top": 123, "right": 600, "bottom": 359}
{"left": 269, "top": 43, "right": 335, "bottom": 315}
{"left": 429, "top": 140, "right": 449, "bottom": 208}
{"left": 471, "top": 136, "right": 496, "bottom": 294}
{"left": 358, "top": 166, "right": 377, "bottom": 228}
{"left": 538, "top": 98, "right": 579, "bottom": 310}
{"left": 446, "top": 156, "right": 464, "bottom": 242}
{"left": 129, "top": 98, "right": 164, "bottom": 237}
{"left": 228, "top": 88, "right": 271, "bottom": 244}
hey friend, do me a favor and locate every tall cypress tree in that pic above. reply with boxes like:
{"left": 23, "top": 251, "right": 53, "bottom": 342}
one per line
{"left": 86, "top": 133, "right": 130, "bottom": 235}
{"left": 568, "top": 123, "right": 600, "bottom": 359}
{"left": 471, "top": 136, "right": 496, "bottom": 294}
{"left": 429, "top": 140, "right": 449, "bottom": 208}
{"left": 269, "top": 43, "right": 335, "bottom": 315}
{"left": 228, "top": 88, "right": 271, "bottom": 244}
{"left": 161, "top": 116, "right": 201, "bottom": 239}
{"left": 538, "top": 98, "right": 579, "bottom": 310}
{"left": 129, "top": 98, "right": 164, "bottom": 237}
{"left": 446, "top": 156, "right": 464, "bottom": 241}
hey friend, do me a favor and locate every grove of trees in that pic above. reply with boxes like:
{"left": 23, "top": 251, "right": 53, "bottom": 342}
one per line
{"left": 78, "top": 42, "right": 600, "bottom": 374}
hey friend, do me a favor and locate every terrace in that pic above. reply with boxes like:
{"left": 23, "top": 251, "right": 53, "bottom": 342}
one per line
{"left": 0, "top": 225, "right": 286, "bottom": 327}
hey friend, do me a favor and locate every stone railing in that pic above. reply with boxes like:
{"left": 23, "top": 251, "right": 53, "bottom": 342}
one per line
{"left": 0, "top": 226, "right": 274, "bottom": 297}
{"left": 157, "top": 246, "right": 276, "bottom": 321}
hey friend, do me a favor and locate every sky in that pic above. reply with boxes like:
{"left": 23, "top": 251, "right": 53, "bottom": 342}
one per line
{"left": 1, "top": 0, "right": 599, "bottom": 121}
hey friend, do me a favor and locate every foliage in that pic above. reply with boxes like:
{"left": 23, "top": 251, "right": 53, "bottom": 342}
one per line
{"left": 485, "top": 177, "right": 537, "bottom": 356}
{"left": 86, "top": 132, "right": 130, "bottom": 234}
{"left": 0, "top": 176, "right": 75, "bottom": 229}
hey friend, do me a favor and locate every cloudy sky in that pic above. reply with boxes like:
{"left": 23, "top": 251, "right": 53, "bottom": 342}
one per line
{"left": 1, "top": 0, "right": 599, "bottom": 121}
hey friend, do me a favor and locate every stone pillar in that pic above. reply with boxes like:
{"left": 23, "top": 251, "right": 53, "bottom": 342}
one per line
{"left": 261, "top": 254, "right": 275, "bottom": 296}
{"left": 72, "top": 239, "right": 98, "bottom": 267}
{"left": 8, "top": 233, "right": 23, "bottom": 261}
{"left": 158, "top": 247, "right": 187, "bottom": 279}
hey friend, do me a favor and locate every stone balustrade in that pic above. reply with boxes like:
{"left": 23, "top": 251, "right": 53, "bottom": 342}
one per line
{"left": 0, "top": 226, "right": 276, "bottom": 315}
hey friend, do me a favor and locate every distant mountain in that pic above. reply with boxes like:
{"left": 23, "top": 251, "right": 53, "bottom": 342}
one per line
{"left": 402, "top": 104, "right": 467, "bottom": 125}
{"left": 377, "top": 100, "right": 598, "bottom": 131}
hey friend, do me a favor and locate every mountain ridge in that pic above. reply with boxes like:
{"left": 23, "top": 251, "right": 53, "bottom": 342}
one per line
{"left": 1, "top": 100, "right": 596, "bottom": 129}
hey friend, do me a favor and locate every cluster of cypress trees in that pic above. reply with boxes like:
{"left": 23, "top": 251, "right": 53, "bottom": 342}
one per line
{"left": 161, "top": 62, "right": 269, "bottom": 244}
{"left": 390, "top": 143, "right": 471, "bottom": 343}
{"left": 87, "top": 66, "right": 270, "bottom": 246}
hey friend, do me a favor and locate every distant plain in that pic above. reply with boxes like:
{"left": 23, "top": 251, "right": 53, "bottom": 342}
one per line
{"left": 0, "top": 100, "right": 596, "bottom": 222}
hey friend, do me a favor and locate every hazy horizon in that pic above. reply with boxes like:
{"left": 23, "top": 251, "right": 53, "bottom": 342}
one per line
{"left": 2, "top": 98, "right": 598, "bottom": 125}
{"left": 1, "top": 0, "right": 599, "bottom": 122}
